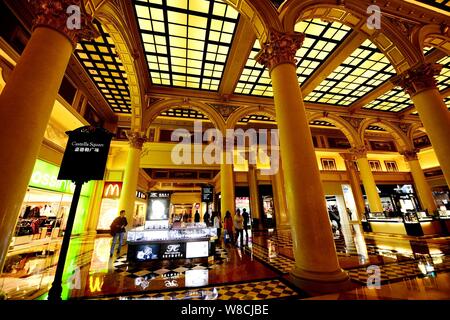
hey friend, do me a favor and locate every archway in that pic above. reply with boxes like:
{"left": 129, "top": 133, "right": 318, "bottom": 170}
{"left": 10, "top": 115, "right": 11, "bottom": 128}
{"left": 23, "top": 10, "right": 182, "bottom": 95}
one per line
{"left": 308, "top": 112, "right": 361, "bottom": 147}
{"left": 144, "top": 98, "right": 226, "bottom": 134}
{"left": 280, "top": 0, "right": 423, "bottom": 74}
{"left": 226, "top": 106, "right": 276, "bottom": 129}
{"left": 358, "top": 118, "right": 414, "bottom": 152}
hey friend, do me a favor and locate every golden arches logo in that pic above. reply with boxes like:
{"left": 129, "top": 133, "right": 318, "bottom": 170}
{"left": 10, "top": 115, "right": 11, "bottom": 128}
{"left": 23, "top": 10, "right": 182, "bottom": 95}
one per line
{"left": 89, "top": 276, "right": 104, "bottom": 292}
{"left": 104, "top": 183, "right": 122, "bottom": 198}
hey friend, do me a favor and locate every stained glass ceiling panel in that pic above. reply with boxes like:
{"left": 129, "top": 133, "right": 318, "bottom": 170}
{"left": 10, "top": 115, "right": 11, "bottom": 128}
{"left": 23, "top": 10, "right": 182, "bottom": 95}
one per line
{"left": 363, "top": 87, "right": 412, "bottom": 112}
{"left": 134, "top": 0, "right": 239, "bottom": 91}
{"left": 305, "top": 39, "right": 396, "bottom": 106}
{"left": 159, "top": 108, "right": 208, "bottom": 120}
{"left": 436, "top": 55, "right": 450, "bottom": 91}
{"left": 234, "top": 19, "right": 352, "bottom": 97}
{"left": 75, "top": 22, "right": 132, "bottom": 114}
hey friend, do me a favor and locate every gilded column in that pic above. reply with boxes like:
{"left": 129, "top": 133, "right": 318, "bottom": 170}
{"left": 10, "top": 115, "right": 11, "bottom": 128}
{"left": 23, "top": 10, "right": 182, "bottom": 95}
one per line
{"left": 392, "top": 63, "right": 450, "bottom": 187}
{"left": 256, "top": 30, "right": 350, "bottom": 292}
{"left": 0, "top": 0, "right": 97, "bottom": 270}
{"left": 247, "top": 164, "right": 261, "bottom": 225}
{"left": 350, "top": 146, "right": 384, "bottom": 213}
{"left": 118, "top": 132, "right": 147, "bottom": 227}
{"left": 220, "top": 147, "right": 235, "bottom": 218}
{"left": 340, "top": 152, "right": 366, "bottom": 221}
{"left": 270, "top": 161, "right": 290, "bottom": 229}
{"left": 401, "top": 150, "right": 437, "bottom": 213}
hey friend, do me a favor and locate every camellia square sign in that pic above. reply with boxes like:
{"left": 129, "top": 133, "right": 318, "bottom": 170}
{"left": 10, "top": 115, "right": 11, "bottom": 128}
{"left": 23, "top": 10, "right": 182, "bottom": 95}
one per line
{"left": 58, "top": 126, "right": 114, "bottom": 182}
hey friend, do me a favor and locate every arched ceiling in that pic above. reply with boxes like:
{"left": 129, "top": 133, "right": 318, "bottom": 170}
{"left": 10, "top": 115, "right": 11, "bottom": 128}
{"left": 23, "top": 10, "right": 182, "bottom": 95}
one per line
{"left": 70, "top": 0, "right": 450, "bottom": 124}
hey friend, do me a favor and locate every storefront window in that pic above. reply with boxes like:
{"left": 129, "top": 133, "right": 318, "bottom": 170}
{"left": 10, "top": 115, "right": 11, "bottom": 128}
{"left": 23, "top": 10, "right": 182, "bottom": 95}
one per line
{"left": 1, "top": 159, "right": 93, "bottom": 299}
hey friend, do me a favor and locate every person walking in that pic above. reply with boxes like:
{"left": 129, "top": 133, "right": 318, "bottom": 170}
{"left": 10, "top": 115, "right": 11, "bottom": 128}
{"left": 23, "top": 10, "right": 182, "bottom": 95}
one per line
{"left": 242, "top": 208, "right": 250, "bottom": 245}
{"left": 203, "top": 210, "right": 211, "bottom": 226}
{"left": 212, "top": 211, "right": 222, "bottom": 245}
{"left": 110, "top": 210, "right": 128, "bottom": 257}
{"left": 223, "top": 210, "right": 234, "bottom": 246}
{"left": 234, "top": 209, "right": 244, "bottom": 248}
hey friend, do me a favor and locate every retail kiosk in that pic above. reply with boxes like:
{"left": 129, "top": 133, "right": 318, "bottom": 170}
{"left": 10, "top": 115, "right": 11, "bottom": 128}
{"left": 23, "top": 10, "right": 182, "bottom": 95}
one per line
{"left": 126, "top": 192, "right": 217, "bottom": 263}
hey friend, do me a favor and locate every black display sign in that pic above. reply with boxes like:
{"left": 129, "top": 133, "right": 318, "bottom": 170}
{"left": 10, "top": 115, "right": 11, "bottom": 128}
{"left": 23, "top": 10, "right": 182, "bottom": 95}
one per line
{"left": 201, "top": 186, "right": 214, "bottom": 202}
{"left": 58, "top": 126, "right": 113, "bottom": 181}
{"left": 160, "top": 242, "right": 185, "bottom": 259}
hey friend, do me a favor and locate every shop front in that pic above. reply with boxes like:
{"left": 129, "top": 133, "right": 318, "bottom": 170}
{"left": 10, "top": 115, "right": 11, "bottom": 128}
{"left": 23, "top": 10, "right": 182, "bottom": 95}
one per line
{"left": 12, "top": 159, "right": 93, "bottom": 247}
{"left": 1, "top": 159, "right": 94, "bottom": 299}
{"left": 96, "top": 182, "right": 147, "bottom": 232}
{"left": 362, "top": 184, "right": 443, "bottom": 236}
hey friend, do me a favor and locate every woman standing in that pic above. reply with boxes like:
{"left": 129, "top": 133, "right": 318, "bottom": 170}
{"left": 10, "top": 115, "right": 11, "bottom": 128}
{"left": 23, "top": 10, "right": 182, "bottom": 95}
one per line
{"left": 223, "top": 210, "right": 234, "bottom": 246}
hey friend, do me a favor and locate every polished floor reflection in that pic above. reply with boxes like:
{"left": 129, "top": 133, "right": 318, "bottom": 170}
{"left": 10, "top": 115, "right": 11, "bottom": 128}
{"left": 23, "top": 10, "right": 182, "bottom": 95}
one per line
{"left": 2, "top": 221, "right": 450, "bottom": 300}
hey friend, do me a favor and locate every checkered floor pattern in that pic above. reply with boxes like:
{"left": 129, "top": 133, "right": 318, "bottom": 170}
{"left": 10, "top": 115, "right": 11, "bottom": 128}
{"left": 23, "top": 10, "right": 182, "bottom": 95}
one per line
{"left": 96, "top": 279, "right": 299, "bottom": 300}
{"left": 113, "top": 247, "right": 228, "bottom": 279}
{"left": 245, "top": 243, "right": 294, "bottom": 274}
{"left": 346, "top": 256, "right": 450, "bottom": 285}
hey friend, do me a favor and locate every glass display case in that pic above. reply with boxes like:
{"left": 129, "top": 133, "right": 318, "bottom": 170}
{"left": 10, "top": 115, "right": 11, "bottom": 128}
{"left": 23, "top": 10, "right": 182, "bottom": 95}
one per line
{"left": 127, "top": 226, "right": 217, "bottom": 242}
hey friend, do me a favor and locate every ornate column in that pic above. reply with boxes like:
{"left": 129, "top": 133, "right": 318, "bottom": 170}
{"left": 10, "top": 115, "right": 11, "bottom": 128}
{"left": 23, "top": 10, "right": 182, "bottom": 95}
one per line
{"left": 256, "top": 30, "right": 350, "bottom": 292}
{"left": 270, "top": 161, "right": 290, "bottom": 229}
{"left": 0, "top": 0, "right": 97, "bottom": 271}
{"left": 118, "top": 132, "right": 147, "bottom": 226}
{"left": 350, "top": 146, "right": 384, "bottom": 213}
{"left": 340, "top": 152, "right": 366, "bottom": 221}
{"left": 247, "top": 164, "right": 261, "bottom": 225}
{"left": 392, "top": 63, "right": 450, "bottom": 187}
{"left": 401, "top": 150, "right": 437, "bottom": 213}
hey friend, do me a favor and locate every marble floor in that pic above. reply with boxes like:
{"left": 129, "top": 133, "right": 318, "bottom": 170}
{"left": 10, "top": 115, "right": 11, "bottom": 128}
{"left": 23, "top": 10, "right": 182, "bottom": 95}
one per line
{"left": 2, "top": 222, "right": 450, "bottom": 300}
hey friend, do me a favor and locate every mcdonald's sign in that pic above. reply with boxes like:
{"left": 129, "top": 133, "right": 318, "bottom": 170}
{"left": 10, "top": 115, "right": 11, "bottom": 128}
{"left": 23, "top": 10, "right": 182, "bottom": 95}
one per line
{"left": 103, "top": 182, "right": 123, "bottom": 199}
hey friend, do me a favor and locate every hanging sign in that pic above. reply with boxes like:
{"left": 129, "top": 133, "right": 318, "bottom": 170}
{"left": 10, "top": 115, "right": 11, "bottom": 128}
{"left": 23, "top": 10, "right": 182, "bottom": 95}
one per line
{"left": 201, "top": 185, "right": 214, "bottom": 202}
{"left": 58, "top": 126, "right": 113, "bottom": 181}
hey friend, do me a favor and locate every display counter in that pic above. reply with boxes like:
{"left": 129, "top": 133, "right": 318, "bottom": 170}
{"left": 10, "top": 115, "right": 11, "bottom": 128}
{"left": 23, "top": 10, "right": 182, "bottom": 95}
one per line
{"left": 126, "top": 223, "right": 217, "bottom": 263}
{"left": 364, "top": 212, "right": 444, "bottom": 236}
{"left": 438, "top": 211, "right": 450, "bottom": 234}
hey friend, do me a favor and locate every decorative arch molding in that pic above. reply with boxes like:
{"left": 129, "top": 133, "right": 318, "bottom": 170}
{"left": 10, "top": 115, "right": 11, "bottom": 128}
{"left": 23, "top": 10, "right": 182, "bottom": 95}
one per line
{"left": 95, "top": 3, "right": 145, "bottom": 132}
{"left": 226, "top": 106, "right": 276, "bottom": 129}
{"left": 143, "top": 98, "right": 226, "bottom": 134}
{"left": 279, "top": 0, "right": 423, "bottom": 74}
{"left": 308, "top": 112, "right": 361, "bottom": 147}
{"left": 221, "top": 0, "right": 283, "bottom": 42}
{"left": 358, "top": 118, "right": 414, "bottom": 152}
{"left": 416, "top": 24, "right": 450, "bottom": 55}
{"left": 408, "top": 122, "right": 427, "bottom": 141}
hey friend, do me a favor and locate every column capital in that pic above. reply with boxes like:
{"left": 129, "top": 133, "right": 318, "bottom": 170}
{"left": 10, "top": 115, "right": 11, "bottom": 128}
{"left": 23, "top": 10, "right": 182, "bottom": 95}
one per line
{"left": 339, "top": 152, "right": 357, "bottom": 162}
{"left": 401, "top": 149, "right": 419, "bottom": 161}
{"left": 255, "top": 29, "right": 305, "bottom": 73}
{"left": 391, "top": 63, "right": 442, "bottom": 97}
{"left": 31, "top": 0, "right": 98, "bottom": 48}
{"left": 126, "top": 132, "right": 148, "bottom": 150}
{"left": 348, "top": 146, "right": 368, "bottom": 159}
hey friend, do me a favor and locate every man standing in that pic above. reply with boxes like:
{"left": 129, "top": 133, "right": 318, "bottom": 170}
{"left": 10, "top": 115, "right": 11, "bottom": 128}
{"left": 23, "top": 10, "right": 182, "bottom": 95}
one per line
{"left": 110, "top": 210, "right": 128, "bottom": 257}
{"left": 242, "top": 208, "right": 250, "bottom": 245}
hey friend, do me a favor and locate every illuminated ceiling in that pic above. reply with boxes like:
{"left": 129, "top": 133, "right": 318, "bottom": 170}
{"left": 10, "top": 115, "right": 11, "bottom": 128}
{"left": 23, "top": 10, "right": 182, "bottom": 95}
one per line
{"left": 75, "top": 21, "right": 132, "bottom": 114}
{"left": 133, "top": 0, "right": 239, "bottom": 90}
{"left": 71, "top": 0, "right": 450, "bottom": 117}
{"left": 235, "top": 19, "right": 352, "bottom": 97}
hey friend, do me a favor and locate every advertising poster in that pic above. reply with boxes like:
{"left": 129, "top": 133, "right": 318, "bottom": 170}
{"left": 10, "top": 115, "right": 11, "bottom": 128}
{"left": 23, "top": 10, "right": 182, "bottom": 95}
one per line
{"left": 135, "top": 244, "right": 161, "bottom": 261}
{"left": 147, "top": 192, "right": 171, "bottom": 221}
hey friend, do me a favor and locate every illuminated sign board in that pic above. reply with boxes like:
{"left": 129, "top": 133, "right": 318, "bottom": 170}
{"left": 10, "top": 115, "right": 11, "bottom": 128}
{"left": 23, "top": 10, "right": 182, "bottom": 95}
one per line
{"left": 147, "top": 192, "right": 171, "bottom": 221}
{"left": 186, "top": 241, "right": 209, "bottom": 258}
{"left": 29, "top": 159, "right": 92, "bottom": 196}
{"left": 160, "top": 243, "right": 185, "bottom": 259}
{"left": 201, "top": 186, "right": 214, "bottom": 202}
{"left": 136, "top": 191, "right": 147, "bottom": 200}
{"left": 103, "top": 182, "right": 122, "bottom": 199}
